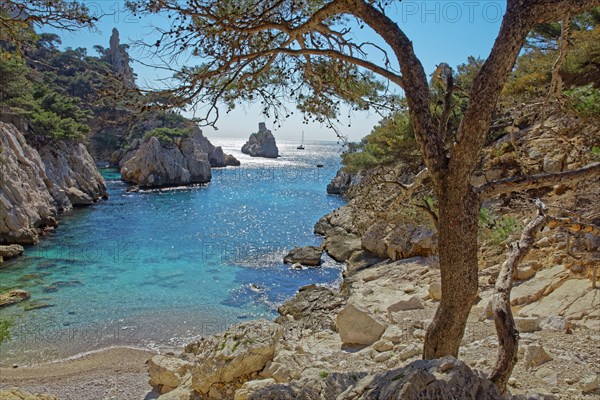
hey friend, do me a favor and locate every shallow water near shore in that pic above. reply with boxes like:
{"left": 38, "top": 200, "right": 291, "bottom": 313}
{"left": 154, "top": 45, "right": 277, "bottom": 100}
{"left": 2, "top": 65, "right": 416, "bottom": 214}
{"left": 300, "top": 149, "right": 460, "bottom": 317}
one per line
{"left": 0, "top": 139, "right": 346, "bottom": 366}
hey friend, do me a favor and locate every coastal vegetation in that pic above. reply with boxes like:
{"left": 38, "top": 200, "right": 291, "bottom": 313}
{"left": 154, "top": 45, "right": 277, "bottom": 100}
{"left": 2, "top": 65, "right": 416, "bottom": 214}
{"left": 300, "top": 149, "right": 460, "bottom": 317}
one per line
{"left": 142, "top": 126, "right": 193, "bottom": 145}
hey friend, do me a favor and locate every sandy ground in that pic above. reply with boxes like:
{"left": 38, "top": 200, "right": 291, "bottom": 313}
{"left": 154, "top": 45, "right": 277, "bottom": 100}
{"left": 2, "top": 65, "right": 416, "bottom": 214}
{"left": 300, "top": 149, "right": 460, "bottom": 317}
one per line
{"left": 0, "top": 347, "right": 158, "bottom": 399}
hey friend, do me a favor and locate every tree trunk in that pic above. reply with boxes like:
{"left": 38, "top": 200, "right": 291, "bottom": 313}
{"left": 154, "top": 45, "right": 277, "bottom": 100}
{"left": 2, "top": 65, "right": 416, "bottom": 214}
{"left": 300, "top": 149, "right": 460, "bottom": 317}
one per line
{"left": 423, "top": 185, "right": 480, "bottom": 358}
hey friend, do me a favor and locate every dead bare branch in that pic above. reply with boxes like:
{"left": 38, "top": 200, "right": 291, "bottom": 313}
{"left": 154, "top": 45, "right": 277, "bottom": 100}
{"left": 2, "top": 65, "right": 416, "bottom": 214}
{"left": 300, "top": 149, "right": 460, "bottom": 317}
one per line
{"left": 477, "top": 162, "right": 600, "bottom": 199}
{"left": 489, "top": 201, "right": 548, "bottom": 393}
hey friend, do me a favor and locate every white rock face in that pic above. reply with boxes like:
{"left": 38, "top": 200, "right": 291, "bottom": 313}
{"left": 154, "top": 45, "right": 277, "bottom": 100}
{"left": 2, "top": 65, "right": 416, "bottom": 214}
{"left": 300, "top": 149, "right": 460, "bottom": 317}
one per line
{"left": 189, "top": 320, "right": 281, "bottom": 395}
{"left": 241, "top": 123, "right": 279, "bottom": 158}
{"left": 35, "top": 138, "right": 108, "bottom": 209}
{"left": 121, "top": 135, "right": 211, "bottom": 188}
{"left": 0, "top": 122, "right": 57, "bottom": 244}
{"left": 1, "top": 122, "right": 106, "bottom": 244}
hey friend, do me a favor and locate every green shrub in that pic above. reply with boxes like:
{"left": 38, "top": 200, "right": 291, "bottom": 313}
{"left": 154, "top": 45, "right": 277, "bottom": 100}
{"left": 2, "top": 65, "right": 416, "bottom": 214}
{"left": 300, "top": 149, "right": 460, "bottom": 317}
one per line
{"left": 0, "top": 318, "right": 13, "bottom": 345}
{"left": 143, "top": 127, "right": 192, "bottom": 144}
{"left": 342, "top": 111, "right": 418, "bottom": 173}
{"left": 564, "top": 84, "right": 600, "bottom": 117}
{"left": 479, "top": 208, "right": 520, "bottom": 247}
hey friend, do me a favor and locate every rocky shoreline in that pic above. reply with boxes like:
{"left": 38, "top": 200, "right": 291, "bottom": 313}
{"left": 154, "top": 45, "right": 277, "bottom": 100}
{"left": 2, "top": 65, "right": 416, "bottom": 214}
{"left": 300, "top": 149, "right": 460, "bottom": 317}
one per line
{"left": 1, "top": 115, "right": 598, "bottom": 399}
{"left": 138, "top": 115, "right": 599, "bottom": 399}
{"left": 140, "top": 212, "right": 598, "bottom": 399}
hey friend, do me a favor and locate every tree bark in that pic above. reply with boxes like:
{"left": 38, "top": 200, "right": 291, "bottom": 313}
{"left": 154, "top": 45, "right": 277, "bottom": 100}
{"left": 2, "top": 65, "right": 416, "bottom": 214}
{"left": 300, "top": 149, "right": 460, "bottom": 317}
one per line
{"left": 423, "top": 187, "right": 480, "bottom": 358}
{"left": 489, "top": 204, "right": 548, "bottom": 393}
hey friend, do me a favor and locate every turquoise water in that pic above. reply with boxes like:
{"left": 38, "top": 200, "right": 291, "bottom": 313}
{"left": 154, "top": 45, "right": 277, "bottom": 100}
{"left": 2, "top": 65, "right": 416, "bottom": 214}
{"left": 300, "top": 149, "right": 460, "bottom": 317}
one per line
{"left": 0, "top": 139, "right": 346, "bottom": 365}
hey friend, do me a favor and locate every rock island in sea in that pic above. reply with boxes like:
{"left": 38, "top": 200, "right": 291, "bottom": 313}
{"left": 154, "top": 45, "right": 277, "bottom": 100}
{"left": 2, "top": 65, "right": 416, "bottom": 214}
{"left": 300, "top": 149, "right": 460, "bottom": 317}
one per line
{"left": 241, "top": 123, "right": 279, "bottom": 158}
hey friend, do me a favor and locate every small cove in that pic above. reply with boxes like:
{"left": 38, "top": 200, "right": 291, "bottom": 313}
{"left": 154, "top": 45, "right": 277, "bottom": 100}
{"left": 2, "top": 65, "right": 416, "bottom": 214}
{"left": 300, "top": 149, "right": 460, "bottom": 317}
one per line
{"left": 0, "top": 139, "right": 347, "bottom": 365}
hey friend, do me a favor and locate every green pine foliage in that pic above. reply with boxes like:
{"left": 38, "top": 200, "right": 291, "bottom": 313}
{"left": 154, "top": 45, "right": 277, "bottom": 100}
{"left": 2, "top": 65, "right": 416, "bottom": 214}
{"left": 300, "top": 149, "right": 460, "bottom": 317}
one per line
{"left": 143, "top": 127, "right": 193, "bottom": 144}
{"left": 341, "top": 111, "right": 418, "bottom": 173}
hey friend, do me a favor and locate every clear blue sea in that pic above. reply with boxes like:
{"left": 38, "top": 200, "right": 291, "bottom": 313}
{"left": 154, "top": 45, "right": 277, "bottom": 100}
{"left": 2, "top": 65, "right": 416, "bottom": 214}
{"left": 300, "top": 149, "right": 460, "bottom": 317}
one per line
{"left": 0, "top": 139, "right": 346, "bottom": 365}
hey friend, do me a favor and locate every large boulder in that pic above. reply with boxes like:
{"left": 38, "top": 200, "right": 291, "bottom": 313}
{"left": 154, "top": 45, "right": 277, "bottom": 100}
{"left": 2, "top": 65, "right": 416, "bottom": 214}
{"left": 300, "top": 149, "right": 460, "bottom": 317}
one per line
{"left": 362, "top": 222, "right": 437, "bottom": 261}
{"left": 121, "top": 135, "right": 211, "bottom": 188}
{"left": 1, "top": 123, "right": 57, "bottom": 244}
{"left": 0, "top": 289, "right": 30, "bottom": 307}
{"left": 323, "top": 227, "right": 362, "bottom": 262}
{"left": 241, "top": 123, "right": 279, "bottom": 158}
{"left": 147, "top": 355, "right": 193, "bottom": 394}
{"left": 185, "top": 320, "right": 282, "bottom": 396}
{"left": 0, "top": 244, "right": 24, "bottom": 259}
{"left": 283, "top": 246, "right": 323, "bottom": 266}
{"left": 336, "top": 303, "right": 387, "bottom": 345}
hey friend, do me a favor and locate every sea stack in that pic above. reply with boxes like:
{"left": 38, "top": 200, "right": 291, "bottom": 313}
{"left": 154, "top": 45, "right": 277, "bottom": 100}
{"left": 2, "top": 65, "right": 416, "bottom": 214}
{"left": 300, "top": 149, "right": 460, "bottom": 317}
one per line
{"left": 241, "top": 123, "right": 279, "bottom": 158}
{"left": 120, "top": 129, "right": 212, "bottom": 188}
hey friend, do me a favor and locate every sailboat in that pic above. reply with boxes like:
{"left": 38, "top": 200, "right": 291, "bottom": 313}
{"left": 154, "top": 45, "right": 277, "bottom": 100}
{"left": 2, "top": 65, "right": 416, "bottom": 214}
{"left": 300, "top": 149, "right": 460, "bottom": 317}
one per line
{"left": 297, "top": 131, "right": 305, "bottom": 150}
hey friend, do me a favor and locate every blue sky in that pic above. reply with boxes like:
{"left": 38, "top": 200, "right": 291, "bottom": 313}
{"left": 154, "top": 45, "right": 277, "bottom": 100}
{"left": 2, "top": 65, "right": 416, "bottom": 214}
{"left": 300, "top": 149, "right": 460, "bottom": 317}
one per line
{"left": 49, "top": 1, "right": 506, "bottom": 141}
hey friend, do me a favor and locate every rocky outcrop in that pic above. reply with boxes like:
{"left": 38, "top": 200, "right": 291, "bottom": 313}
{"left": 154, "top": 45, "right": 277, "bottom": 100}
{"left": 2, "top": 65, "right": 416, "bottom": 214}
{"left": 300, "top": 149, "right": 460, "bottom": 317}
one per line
{"left": 362, "top": 222, "right": 437, "bottom": 261}
{"left": 0, "top": 289, "right": 30, "bottom": 307}
{"left": 0, "top": 122, "right": 57, "bottom": 244}
{"left": 121, "top": 133, "right": 212, "bottom": 188}
{"left": 323, "top": 227, "right": 362, "bottom": 262}
{"left": 118, "top": 127, "right": 238, "bottom": 185}
{"left": 0, "top": 388, "right": 58, "bottom": 400}
{"left": 148, "top": 320, "right": 281, "bottom": 398}
{"left": 108, "top": 28, "right": 136, "bottom": 89}
{"left": 327, "top": 169, "right": 353, "bottom": 195}
{"left": 339, "top": 357, "right": 501, "bottom": 400}
{"left": 0, "top": 122, "right": 107, "bottom": 244}
{"left": 326, "top": 169, "right": 363, "bottom": 195}
{"left": 235, "top": 357, "right": 501, "bottom": 400}
{"left": 209, "top": 146, "right": 241, "bottom": 167}
{"left": 184, "top": 127, "right": 240, "bottom": 168}
{"left": 283, "top": 246, "right": 323, "bottom": 266}
{"left": 275, "top": 284, "right": 344, "bottom": 332}
{"left": 241, "top": 123, "right": 279, "bottom": 158}
{"left": 0, "top": 244, "right": 24, "bottom": 260}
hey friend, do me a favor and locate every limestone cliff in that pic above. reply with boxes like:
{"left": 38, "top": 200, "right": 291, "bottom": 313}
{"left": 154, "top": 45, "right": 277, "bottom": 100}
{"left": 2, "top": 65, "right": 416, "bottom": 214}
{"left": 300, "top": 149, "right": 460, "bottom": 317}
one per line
{"left": 33, "top": 138, "right": 108, "bottom": 209}
{"left": 0, "top": 121, "right": 108, "bottom": 245}
{"left": 241, "top": 123, "right": 279, "bottom": 158}
{"left": 0, "top": 122, "right": 58, "bottom": 244}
